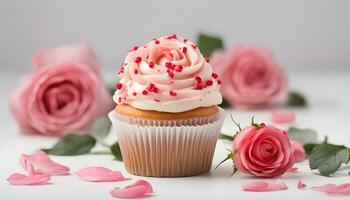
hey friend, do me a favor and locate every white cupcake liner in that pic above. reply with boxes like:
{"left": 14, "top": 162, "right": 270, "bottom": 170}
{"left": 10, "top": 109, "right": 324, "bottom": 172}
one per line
{"left": 108, "top": 108, "right": 225, "bottom": 177}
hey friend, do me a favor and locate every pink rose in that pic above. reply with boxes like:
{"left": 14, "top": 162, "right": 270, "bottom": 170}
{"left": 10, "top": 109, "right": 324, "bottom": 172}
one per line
{"left": 10, "top": 43, "right": 114, "bottom": 137}
{"left": 232, "top": 125, "right": 295, "bottom": 177}
{"left": 210, "top": 46, "right": 287, "bottom": 109}
{"left": 291, "top": 140, "right": 305, "bottom": 162}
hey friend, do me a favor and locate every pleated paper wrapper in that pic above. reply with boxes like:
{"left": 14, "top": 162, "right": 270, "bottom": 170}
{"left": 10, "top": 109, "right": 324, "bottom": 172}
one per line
{"left": 109, "top": 108, "right": 225, "bottom": 177}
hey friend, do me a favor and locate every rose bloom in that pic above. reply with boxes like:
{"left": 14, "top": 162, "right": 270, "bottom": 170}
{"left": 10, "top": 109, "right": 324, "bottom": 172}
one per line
{"left": 232, "top": 124, "right": 295, "bottom": 177}
{"left": 10, "top": 43, "right": 114, "bottom": 137}
{"left": 210, "top": 46, "right": 287, "bottom": 109}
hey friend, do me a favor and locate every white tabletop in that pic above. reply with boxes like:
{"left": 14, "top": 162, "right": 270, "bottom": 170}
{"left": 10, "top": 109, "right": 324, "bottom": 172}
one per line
{"left": 1, "top": 71, "right": 349, "bottom": 200}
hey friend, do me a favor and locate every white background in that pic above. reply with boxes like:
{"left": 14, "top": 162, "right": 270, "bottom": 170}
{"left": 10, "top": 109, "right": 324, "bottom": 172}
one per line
{"left": 1, "top": 0, "right": 350, "bottom": 73}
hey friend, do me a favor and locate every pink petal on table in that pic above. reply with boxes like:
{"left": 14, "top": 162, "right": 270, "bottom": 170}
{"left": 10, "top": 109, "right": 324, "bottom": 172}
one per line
{"left": 311, "top": 183, "right": 350, "bottom": 195}
{"left": 298, "top": 180, "right": 306, "bottom": 189}
{"left": 242, "top": 180, "right": 288, "bottom": 192}
{"left": 287, "top": 167, "right": 299, "bottom": 173}
{"left": 76, "top": 167, "right": 129, "bottom": 182}
{"left": 7, "top": 173, "right": 51, "bottom": 185}
{"left": 111, "top": 180, "right": 153, "bottom": 198}
{"left": 21, "top": 151, "right": 70, "bottom": 175}
{"left": 126, "top": 180, "right": 153, "bottom": 193}
{"left": 271, "top": 110, "right": 296, "bottom": 123}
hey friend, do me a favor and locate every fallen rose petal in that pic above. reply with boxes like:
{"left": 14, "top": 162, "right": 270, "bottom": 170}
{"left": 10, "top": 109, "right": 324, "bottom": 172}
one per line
{"left": 125, "top": 180, "right": 153, "bottom": 193}
{"left": 111, "top": 180, "right": 154, "bottom": 198}
{"left": 242, "top": 180, "right": 288, "bottom": 192}
{"left": 287, "top": 167, "right": 299, "bottom": 173}
{"left": 271, "top": 110, "right": 296, "bottom": 123}
{"left": 298, "top": 180, "right": 306, "bottom": 189}
{"left": 76, "top": 167, "right": 129, "bottom": 182}
{"left": 7, "top": 173, "right": 51, "bottom": 185}
{"left": 291, "top": 140, "right": 305, "bottom": 162}
{"left": 21, "top": 151, "right": 70, "bottom": 175}
{"left": 311, "top": 183, "right": 350, "bottom": 195}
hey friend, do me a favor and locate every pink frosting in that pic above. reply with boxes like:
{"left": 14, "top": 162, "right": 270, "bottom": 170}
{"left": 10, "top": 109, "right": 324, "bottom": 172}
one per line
{"left": 113, "top": 34, "right": 222, "bottom": 113}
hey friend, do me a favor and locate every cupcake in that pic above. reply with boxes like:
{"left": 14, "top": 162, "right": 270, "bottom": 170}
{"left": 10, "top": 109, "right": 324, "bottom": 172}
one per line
{"left": 109, "top": 34, "right": 225, "bottom": 177}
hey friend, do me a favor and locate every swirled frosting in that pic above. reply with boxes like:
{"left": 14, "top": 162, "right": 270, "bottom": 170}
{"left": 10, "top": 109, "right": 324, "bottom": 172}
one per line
{"left": 113, "top": 34, "right": 222, "bottom": 113}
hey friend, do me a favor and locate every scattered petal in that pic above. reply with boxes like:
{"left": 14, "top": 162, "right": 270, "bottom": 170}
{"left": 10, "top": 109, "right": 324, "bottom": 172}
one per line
{"left": 311, "top": 183, "right": 350, "bottom": 195}
{"left": 21, "top": 151, "right": 70, "bottom": 175}
{"left": 287, "top": 167, "right": 299, "bottom": 173}
{"left": 298, "top": 180, "right": 306, "bottom": 189}
{"left": 126, "top": 180, "right": 153, "bottom": 193}
{"left": 76, "top": 167, "right": 129, "bottom": 182}
{"left": 271, "top": 110, "right": 296, "bottom": 123}
{"left": 291, "top": 140, "right": 306, "bottom": 162}
{"left": 111, "top": 180, "right": 153, "bottom": 198}
{"left": 242, "top": 180, "right": 288, "bottom": 192}
{"left": 7, "top": 173, "right": 51, "bottom": 185}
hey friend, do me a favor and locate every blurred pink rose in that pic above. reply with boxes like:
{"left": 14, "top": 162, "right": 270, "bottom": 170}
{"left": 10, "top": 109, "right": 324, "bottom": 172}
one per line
{"left": 232, "top": 125, "right": 295, "bottom": 177}
{"left": 210, "top": 46, "right": 287, "bottom": 109}
{"left": 11, "top": 43, "right": 114, "bottom": 137}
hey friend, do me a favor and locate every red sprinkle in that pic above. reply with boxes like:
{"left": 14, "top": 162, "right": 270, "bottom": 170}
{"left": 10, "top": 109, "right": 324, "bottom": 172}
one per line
{"left": 166, "top": 34, "right": 177, "bottom": 39}
{"left": 205, "top": 57, "right": 210, "bottom": 62}
{"left": 169, "top": 90, "right": 177, "bottom": 96}
{"left": 168, "top": 72, "right": 175, "bottom": 78}
{"left": 134, "top": 57, "right": 142, "bottom": 63}
{"left": 194, "top": 85, "right": 203, "bottom": 90}
{"left": 212, "top": 73, "right": 219, "bottom": 79}
{"left": 184, "top": 39, "right": 188, "bottom": 43}
{"left": 130, "top": 46, "right": 138, "bottom": 51}
{"left": 191, "top": 44, "right": 197, "bottom": 49}
{"left": 165, "top": 62, "right": 175, "bottom": 70}
{"left": 154, "top": 98, "right": 160, "bottom": 102}
{"left": 116, "top": 83, "right": 123, "bottom": 90}
{"left": 142, "top": 90, "right": 148, "bottom": 95}
{"left": 217, "top": 80, "right": 222, "bottom": 85}
{"left": 206, "top": 80, "right": 213, "bottom": 86}
{"left": 195, "top": 76, "right": 202, "bottom": 83}
{"left": 132, "top": 92, "right": 137, "bottom": 96}
{"left": 134, "top": 69, "right": 139, "bottom": 74}
{"left": 155, "top": 40, "right": 160, "bottom": 44}
{"left": 149, "top": 61, "right": 155, "bottom": 68}
{"left": 182, "top": 47, "right": 187, "bottom": 54}
{"left": 175, "top": 65, "right": 183, "bottom": 72}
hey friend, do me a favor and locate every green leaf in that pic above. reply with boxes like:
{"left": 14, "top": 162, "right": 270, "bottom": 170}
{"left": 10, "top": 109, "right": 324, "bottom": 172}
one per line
{"left": 219, "top": 98, "right": 232, "bottom": 108}
{"left": 287, "top": 91, "right": 307, "bottom": 107}
{"left": 111, "top": 142, "right": 123, "bottom": 161}
{"left": 303, "top": 143, "right": 318, "bottom": 156}
{"left": 219, "top": 133, "right": 235, "bottom": 141}
{"left": 43, "top": 134, "right": 96, "bottom": 156}
{"left": 197, "top": 33, "right": 224, "bottom": 57}
{"left": 89, "top": 116, "right": 112, "bottom": 140}
{"left": 309, "top": 144, "right": 350, "bottom": 176}
{"left": 287, "top": 127, "right": 318, "bottom": 145}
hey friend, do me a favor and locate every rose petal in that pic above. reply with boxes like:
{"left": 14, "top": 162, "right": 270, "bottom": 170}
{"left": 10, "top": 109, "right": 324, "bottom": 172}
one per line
{"left": 111, "top": 180, "right": 153, "bottom": 198}
{"left": 21, "top": 151, "right": 70, "bottom": 175}
{"left": 242, "top": 180, "right": 288, "bottom": 192}
{"left": 298, "top": 180, "right": 306, "bottom": 189}
{"left": 287, "top": 167, "right": 299, "bottom": 173}
{"left": 312, "top": 183, "right": 350, "bottom": 195}
{"left": 271, "top": 110, "right": 296, "bottom": 123}
{"left": 125, "top": 180, "right": 153, "bottom": 193}
{"left": 76, "top": 167, "right": 129, "bottom": 182}
{"left": 291, "top": 140, "right": 305, "bottom": 162}
{"left": 7, "top": 173, "right": 51, "bottom": 185}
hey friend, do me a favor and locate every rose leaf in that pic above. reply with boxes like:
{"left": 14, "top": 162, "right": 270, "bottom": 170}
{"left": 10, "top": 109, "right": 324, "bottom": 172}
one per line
{"left": 287, "top": 91, "right": 307, "bottom": 107}
{"left": 309, "top": 144, "right": 350, "bottom": 176}
{"left": 42, "top": 134, "right": 96, "bottom": 156}
{"left": 197, "top": 33, "right": 224, "bottom": 57}
{"left": 110, "top": 142, "right": 123, "bottom": 161}
{"left": 287, "top": 127, "right": 318, "bottom": 145}
{"left": 89, "top": 116, "right": 112, "bottom": 140}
